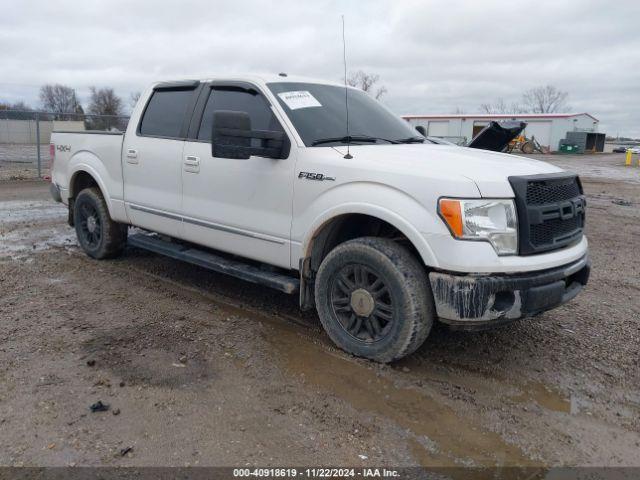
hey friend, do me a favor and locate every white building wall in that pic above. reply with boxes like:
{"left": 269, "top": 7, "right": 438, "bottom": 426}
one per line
{"left": 0, "top": 120, "right": 84, "bottom": 144}
{"left": 405, "top": 114, "right": 599, "bottom": 151}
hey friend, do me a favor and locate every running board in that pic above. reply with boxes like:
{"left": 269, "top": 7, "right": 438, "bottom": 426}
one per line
{"left": 128, "top": 233, "right": 299, "bottom": 295}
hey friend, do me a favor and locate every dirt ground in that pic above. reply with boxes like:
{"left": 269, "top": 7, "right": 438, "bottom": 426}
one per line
{"left": 0, "top": 153, "right": 638, "bottom": 470}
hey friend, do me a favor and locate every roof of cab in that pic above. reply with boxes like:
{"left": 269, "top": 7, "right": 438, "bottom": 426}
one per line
{"left": 153, "top": 74, "right": 347, "bottom": 89}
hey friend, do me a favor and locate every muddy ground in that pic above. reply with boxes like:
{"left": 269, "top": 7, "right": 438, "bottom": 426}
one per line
{"left": 0, "top": 153, "right": 638, "bottom": 469}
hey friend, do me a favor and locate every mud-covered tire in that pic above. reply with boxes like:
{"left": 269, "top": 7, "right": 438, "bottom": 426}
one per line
{"left": 314, "top": 237, "right": 434, "bottom": 363}
{"left": 73, "top": 187, "right": 127, "bottom": 259}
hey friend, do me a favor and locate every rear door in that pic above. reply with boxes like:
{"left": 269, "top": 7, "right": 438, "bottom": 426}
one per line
{"left": 180, "top": 83, "right": 295, "bottom": 268}
{"left": 123, "top": 82, "right": 200, "bottom": 236}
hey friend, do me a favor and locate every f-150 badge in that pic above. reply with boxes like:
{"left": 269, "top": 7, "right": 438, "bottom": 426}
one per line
{"left": 298, "top": 172, "right": 335, "bottom": 181}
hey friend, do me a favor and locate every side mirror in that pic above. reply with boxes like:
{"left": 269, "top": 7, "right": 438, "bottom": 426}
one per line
{"left": 415, "top": 125, "right": 426, "bottom": 136}
{"left": 212, "top": 110, "right": 289, "bottom": 160}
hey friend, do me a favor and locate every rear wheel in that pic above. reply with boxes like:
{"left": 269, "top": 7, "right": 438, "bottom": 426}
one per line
{"left": 74, "top": 187, "right": 127, "bottom": 259}
{"left": 314, "top": 237, "right": 434, "bottom": 363}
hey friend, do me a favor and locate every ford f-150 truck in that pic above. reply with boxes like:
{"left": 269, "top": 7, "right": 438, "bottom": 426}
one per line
{"left": 50, "top": 75, "right": 590, "bottom": 362}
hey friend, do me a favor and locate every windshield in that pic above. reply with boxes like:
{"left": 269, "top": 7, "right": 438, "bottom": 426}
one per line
{"left": 267, "top": 82, "right": 419, "bottom": 147}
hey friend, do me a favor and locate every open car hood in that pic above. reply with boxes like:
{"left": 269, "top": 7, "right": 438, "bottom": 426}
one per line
{"left": 467, "top": 121, "right": 526, "bottom": 152}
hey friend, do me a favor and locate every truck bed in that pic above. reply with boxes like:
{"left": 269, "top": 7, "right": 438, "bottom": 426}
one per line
{"left": 50, "top": 130, "right": 125, "bottom": 208}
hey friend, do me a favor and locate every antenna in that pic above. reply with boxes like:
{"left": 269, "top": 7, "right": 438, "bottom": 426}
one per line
{"left": 341, "top": 15, "right": 352, "bottom": 159}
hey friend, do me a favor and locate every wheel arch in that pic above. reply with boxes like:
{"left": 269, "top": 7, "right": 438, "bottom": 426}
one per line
{"left": 68, "top": 166, "right": 113, "bottom": 225}
{"left": 298, "top": 205, "right": 438, "bottom": 310}
{"left": 302, "top": 205, "right": 438, "bottom": 268}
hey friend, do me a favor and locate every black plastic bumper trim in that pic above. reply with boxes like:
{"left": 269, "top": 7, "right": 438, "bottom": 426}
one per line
{"left": 429, "top": 256, "right": 590, "bottom": 328}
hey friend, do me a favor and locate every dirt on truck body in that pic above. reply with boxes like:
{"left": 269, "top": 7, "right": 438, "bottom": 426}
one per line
{"left": 0, "top": 153, "right": 639, "bottom": 470}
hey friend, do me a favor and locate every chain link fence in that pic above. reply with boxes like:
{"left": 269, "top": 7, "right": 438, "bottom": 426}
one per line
{"left": 0, "top": 110, "right": 130, "bottom": 180}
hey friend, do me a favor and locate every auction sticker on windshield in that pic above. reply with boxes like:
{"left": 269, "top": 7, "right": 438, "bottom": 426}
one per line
{"left": 277, "top": 91, "right": 322, "bottom": 110}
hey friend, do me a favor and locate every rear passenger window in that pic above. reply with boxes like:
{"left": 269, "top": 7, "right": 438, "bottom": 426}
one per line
{"left": 198, "top": 88, "right": 283, "bottom": 141}
{"left": 139, "top": 89, "right": 195, "bottom": 138}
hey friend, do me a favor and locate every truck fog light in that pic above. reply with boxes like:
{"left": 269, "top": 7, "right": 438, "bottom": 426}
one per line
{"left": 438, "top": 198, "right": 518, "bottom": 255}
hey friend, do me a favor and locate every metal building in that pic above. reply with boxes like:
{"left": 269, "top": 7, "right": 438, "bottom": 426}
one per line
{"left": 402, "top": 113, "right": 601, "bottom": 152}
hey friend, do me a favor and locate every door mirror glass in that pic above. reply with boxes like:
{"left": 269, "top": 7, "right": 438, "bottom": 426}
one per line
{"left": 211, "top": 110, "right": 288, "bottom": 160}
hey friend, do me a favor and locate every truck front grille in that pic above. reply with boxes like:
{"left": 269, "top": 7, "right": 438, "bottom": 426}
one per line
{"left": 509, "top": 173, "right": 585, "bottom": 255}
{"left": 525, "top": 178, "right": 581, "bottom": 205}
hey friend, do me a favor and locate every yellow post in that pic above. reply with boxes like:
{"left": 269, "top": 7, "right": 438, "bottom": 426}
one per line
{"left": 625, "top": 149, "right": 632, "bottom": 166}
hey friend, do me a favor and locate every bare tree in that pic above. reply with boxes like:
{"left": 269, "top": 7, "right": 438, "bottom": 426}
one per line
{"left": 0, "top": 100, "right": 35, "bottom": 120}
{"left": 87, "top": 87, "right": 125, "bottom": 130}
{"left": 0, "top": 100, "right": 32, "bottom": 111}
{"left": 521, "top": 85, "right": 569, "bottom": 113}
{"left": 88, "top": 87, "right": 123, "bottom": 116}
{"left": 479, "top": 98, "right": 522, "bottom": 114}
{"left": 130, "top": 91, "right": 141, "bottom": 109}
{"left": 346, "top": 70, "right": 387, "bottom": 100}
{"left": 39, "top": 84, "right": 81, "bottom": 116}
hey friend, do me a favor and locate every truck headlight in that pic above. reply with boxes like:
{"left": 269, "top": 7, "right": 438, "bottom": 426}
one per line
{"left": 438, "top": 198, "right": 518, "bottom": 255}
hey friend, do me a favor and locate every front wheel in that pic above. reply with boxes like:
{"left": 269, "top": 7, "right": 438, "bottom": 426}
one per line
{"left": 314, "top": 237, "right": 434, "bottom": 363}
{"left": 74, "top": 187, "right": 127, "bottom": 259}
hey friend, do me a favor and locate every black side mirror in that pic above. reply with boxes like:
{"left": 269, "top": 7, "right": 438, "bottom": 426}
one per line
{"left": 415, "top": 125, "right": 426, "bottom": 136}
{"left": 212, "top": 110, "right": 289, "bottom": 160}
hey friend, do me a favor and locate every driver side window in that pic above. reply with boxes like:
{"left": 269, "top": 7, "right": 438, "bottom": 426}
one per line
{"left": 197, "top": 88, "right": 283, "bottom": 141}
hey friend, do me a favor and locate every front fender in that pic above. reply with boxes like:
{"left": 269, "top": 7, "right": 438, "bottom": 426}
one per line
{"left": 293, "top": 181, "right": 446, "bottom": 269}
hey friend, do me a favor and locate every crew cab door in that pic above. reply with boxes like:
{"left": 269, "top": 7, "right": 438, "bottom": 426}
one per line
{"left": 123, "top": 82, "right": 200, "bottom": 236}
{"left": 180, "top": 83, "right": 295, "bottom": 268}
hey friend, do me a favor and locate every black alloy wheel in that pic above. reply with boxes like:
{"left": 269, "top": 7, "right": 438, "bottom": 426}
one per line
{"left": 330, "top": 263, "right": 394, "bottom": 343}
{"left": 77, "top": 201, "right": 102, "bottom": 250}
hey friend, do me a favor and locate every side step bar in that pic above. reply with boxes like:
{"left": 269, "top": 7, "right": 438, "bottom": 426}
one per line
{"left": 128, "top": 233, "right": 299, "bottom": 295}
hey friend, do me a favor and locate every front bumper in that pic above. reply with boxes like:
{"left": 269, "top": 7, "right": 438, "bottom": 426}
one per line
{"left": 429, "top": 255, "right": 590, "bottom": 329}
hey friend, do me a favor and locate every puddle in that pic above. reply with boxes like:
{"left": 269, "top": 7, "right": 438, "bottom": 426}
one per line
{"left": 0, "top": 199, "right": 73, "bottom": 258}
{"left": 102, "top": 259, "right": 552, "bottom": 471}
{"left": 0, "top": 200, "right": 67, "bottom": 222}
{"left": 0, "top": 225, "right": 75, "bottom": 258}
{"left": 259, "top": 320, "right": 542, "bottom": 469}
{"left": 115, "top": 271, "right": 539, "bottom": 469}
{"left": 399, "top": 355, "right": 575, "bottom": 419}
{"left": 511, "top": 382, "right": 571, "bottom": 414}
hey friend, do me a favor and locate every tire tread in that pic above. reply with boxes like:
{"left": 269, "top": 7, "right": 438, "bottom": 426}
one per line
{"left": 74, "top": 187, "right": 127, "bottom": 259}
{"left": 314, "top": 237, "right": 434, "bottom": 362}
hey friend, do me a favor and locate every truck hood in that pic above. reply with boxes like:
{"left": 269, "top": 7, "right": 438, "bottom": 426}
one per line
{"left": 332, "top": 144, "right": 564, "bottom": 197}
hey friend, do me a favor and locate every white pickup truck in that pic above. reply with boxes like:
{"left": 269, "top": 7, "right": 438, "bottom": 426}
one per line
{"left": 50, "top": 75, "right": 590, "bottom": 362}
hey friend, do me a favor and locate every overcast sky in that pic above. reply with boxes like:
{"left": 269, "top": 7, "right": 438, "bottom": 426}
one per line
{"left": 2, "top": 0, "right": 639, "bottom": 137}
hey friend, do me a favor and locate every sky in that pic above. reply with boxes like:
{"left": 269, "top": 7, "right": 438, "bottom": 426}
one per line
{"left": 1, "top": 0, "right": 639, "bottom": 137}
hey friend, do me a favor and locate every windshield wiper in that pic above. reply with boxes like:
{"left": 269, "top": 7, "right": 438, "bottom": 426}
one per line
{"left": 395, "top": 136, "right": 425, "bottom": 144}
{"left": 311, "top": 135, "right": 399, "bottom": 146}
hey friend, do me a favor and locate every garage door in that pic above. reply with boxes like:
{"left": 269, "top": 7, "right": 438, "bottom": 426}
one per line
{"left": 524, "top": 121, "right": 552, "bottom": 148}
{"left": 427, "top": 121, "right": 449, "bottom": 137}
{"left": 472, "top": 121, "right": 489, "bottom": 139}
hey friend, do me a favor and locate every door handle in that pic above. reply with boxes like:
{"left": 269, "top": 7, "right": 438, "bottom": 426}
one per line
{"left": 126, "top": 149, "right": 139, "bottom": 164}
{"left": 184, "top": 155, "right": 200, "bottom": 173}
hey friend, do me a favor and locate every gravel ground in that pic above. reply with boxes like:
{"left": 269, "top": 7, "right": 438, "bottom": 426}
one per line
{"left": 0, "top": 153, "right": 638, "bottom": 469}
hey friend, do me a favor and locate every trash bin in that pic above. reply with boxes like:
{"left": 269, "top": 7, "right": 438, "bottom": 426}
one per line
{"left": 559, "top": 144, "right": 580, "bottom": 154}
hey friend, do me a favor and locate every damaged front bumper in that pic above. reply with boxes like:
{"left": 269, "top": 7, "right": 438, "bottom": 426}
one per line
{"left": 428, "top": 255, "right": 590, "bottom": 329}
